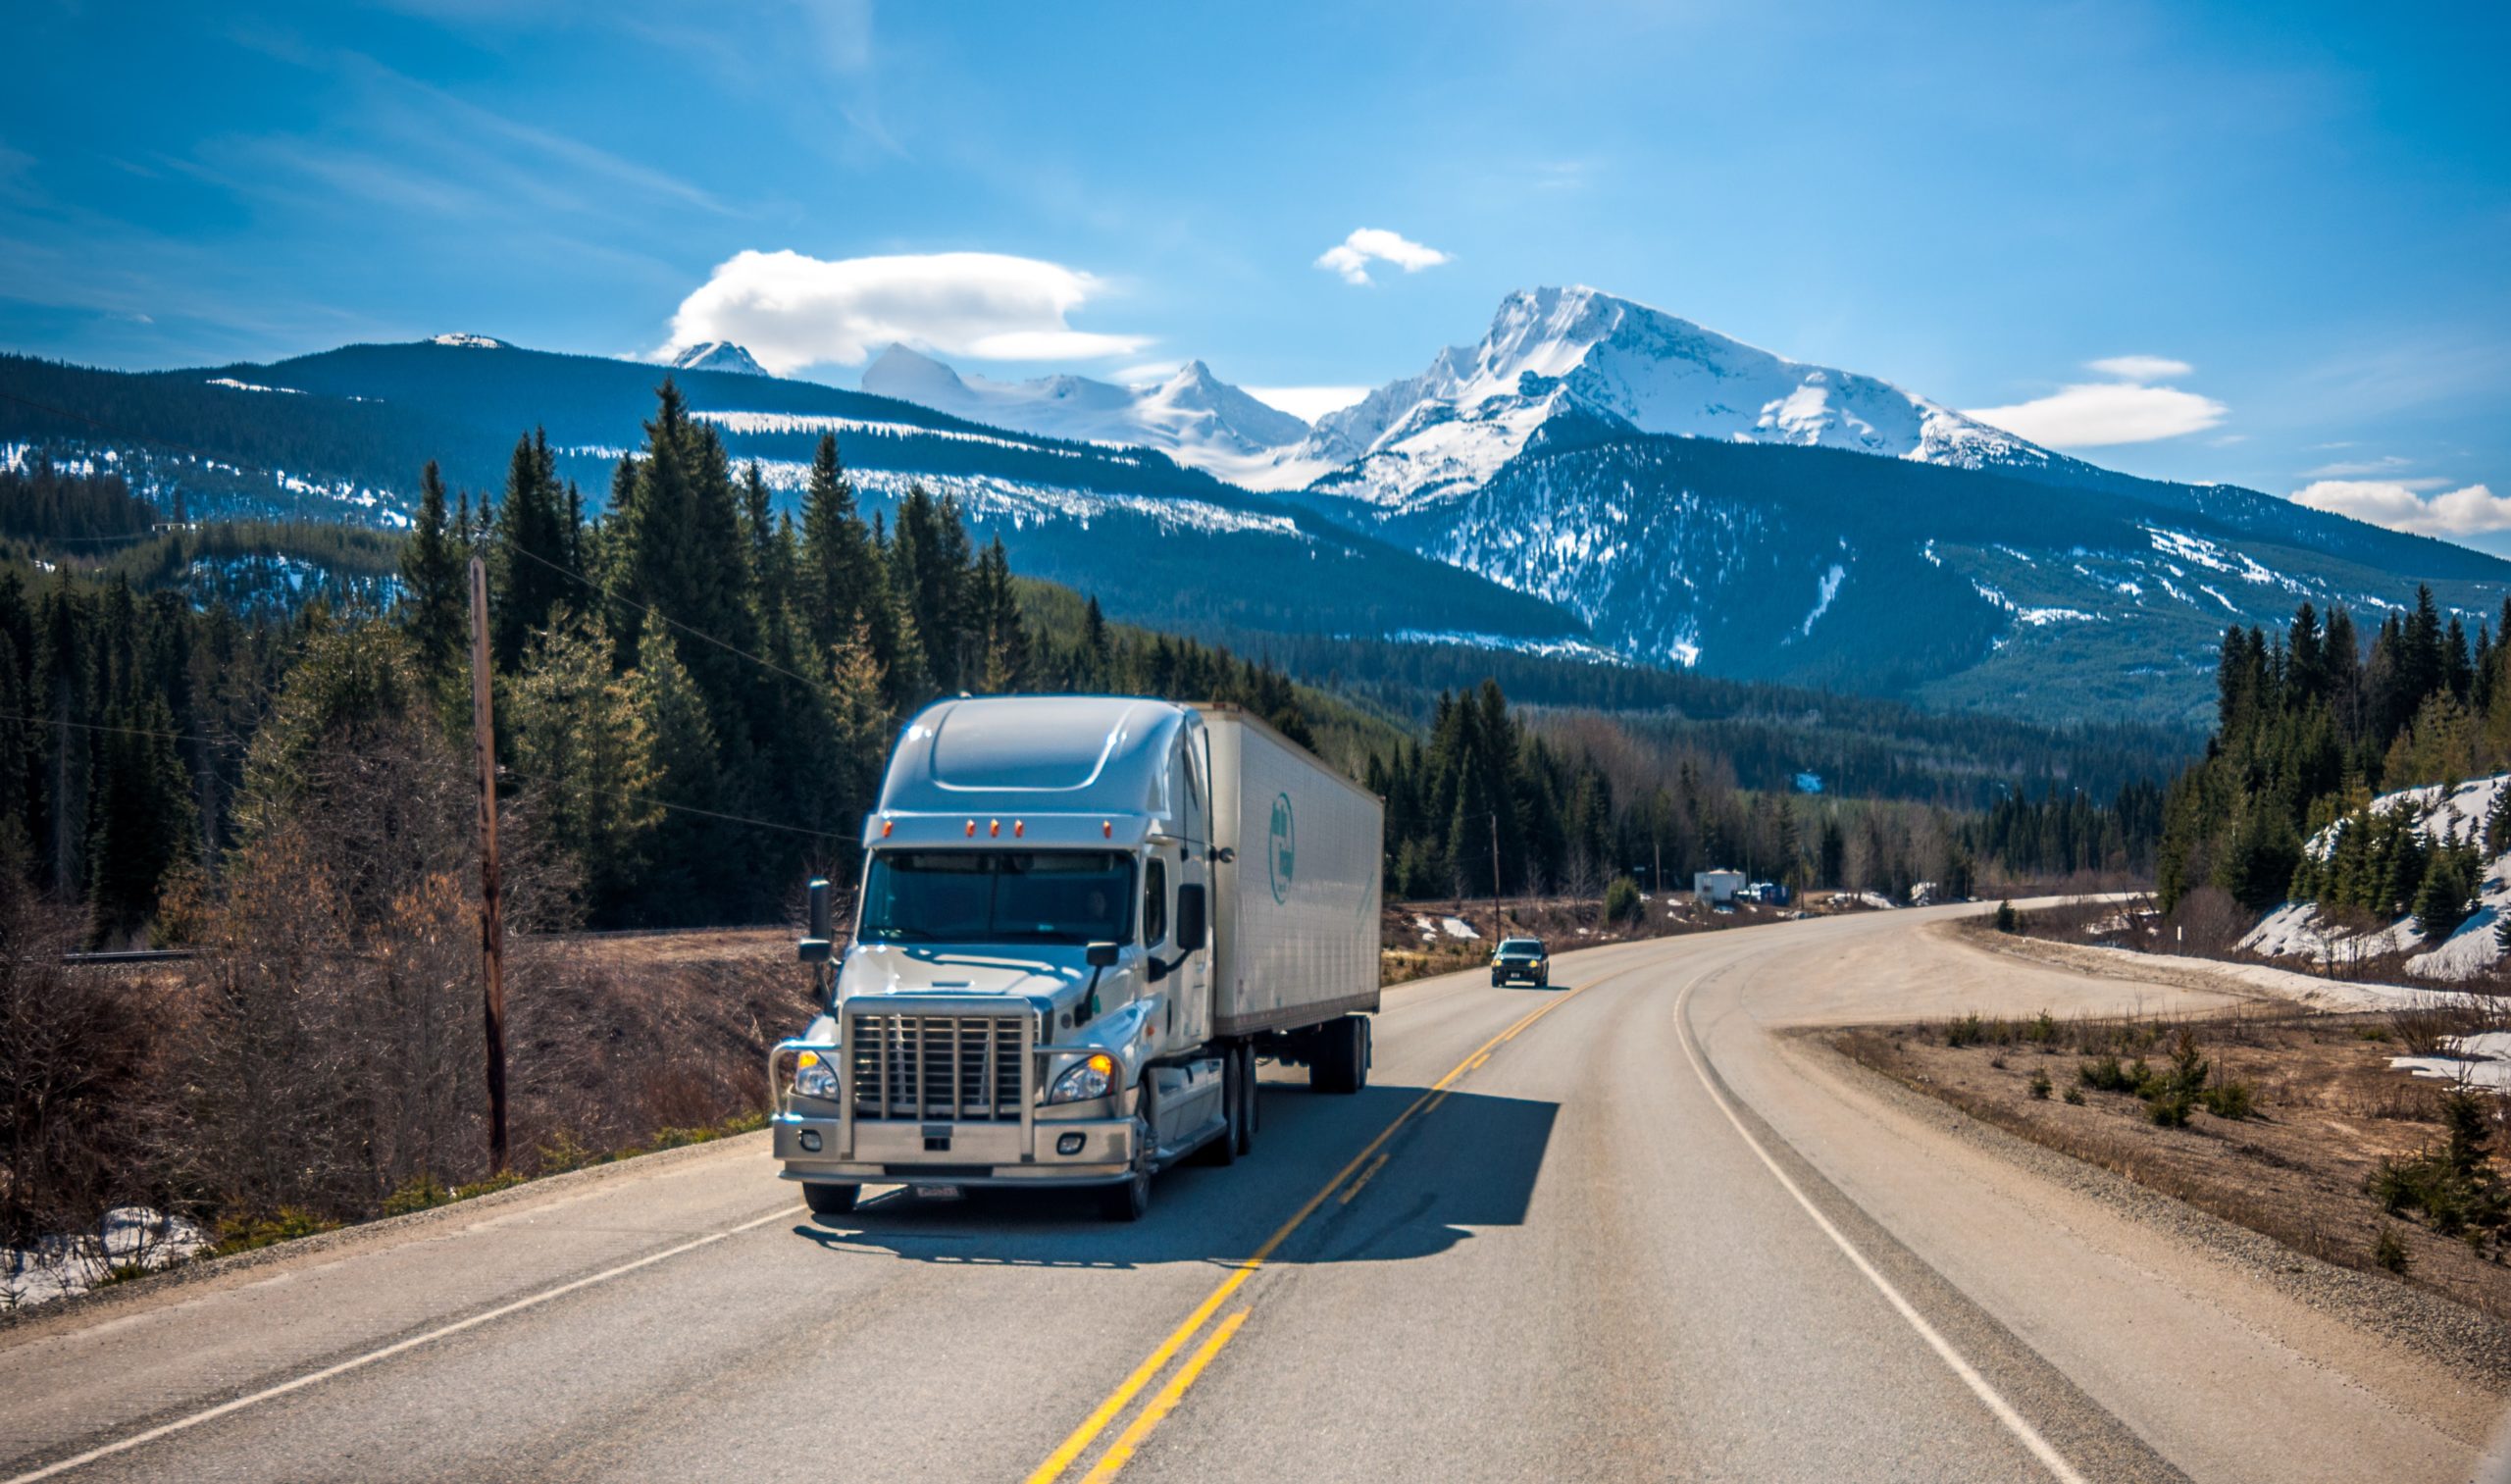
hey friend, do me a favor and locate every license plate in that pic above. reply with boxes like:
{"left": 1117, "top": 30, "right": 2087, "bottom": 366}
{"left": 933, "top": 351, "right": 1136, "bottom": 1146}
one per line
{"left": 911, "top": 1184, "right": 965, "bottom": 1201}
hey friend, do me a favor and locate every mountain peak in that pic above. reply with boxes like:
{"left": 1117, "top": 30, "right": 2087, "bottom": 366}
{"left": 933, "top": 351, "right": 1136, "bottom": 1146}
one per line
{"left": 427, "top": 333, "right": 510, "bottom": 349}
{"left": 665, "top": 340, "right": 770, "bottom": 377}
{"left": 1298, "top": 283, "right": 2046, "bottom": 509}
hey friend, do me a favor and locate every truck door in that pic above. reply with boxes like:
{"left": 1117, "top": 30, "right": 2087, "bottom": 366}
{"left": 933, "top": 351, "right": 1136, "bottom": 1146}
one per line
{"left": 1172, "top": 724, "right": 1212, "bottom": 1043}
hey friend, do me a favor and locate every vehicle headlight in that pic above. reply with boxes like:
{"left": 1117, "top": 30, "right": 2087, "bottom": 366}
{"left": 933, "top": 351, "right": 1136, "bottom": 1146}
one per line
{"left": 791, "top": 1050, "right": 839, "bottom": 1100}
{"left": 1048, "top": 1051, "right": 1118, "bottom": 1104}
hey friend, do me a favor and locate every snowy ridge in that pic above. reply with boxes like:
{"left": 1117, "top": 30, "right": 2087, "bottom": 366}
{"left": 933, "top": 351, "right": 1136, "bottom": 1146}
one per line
{"left": 666, "top": 341, "right": 771, "bottom": 377}
{"left": 1295, "top": 285, "right": 2052, "bottom": 513}
{"left": 858, "top": 345, "right": 1309, "bottom": 485}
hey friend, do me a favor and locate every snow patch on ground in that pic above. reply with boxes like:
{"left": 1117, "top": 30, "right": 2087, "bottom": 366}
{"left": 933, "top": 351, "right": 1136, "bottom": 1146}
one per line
{"left": 3, "top": 1207, "right": 210, "bottom": 1308}
{"left": 2239, "top": 776, "right": 2511, "bottom": 981}
{"left": 2390, "top": 1031, "right": 2511, "bottom": 1092}
{"left": 1439, "top": 916, "right": 1481, "bottom": 940}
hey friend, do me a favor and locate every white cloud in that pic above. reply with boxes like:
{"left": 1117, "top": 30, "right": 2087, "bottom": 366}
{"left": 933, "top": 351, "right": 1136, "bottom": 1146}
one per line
{"left": 662, "top": 249, "right": 1148, "bottom": 374}
{"left": 2290, "top": 480, "right": 2511, "bottom": 537}
{"left": 2085, "top": 354, "right": 2193, "bottom": 381}
{"left": 1245, "top": 384, "right": 1372, "bottom": 421}
{"left": 2304, "top": 452, "right": 2413, "bottom": 478}
{"left": 1314, "top": 228, "right": 1452, "bottom": 286}
{"left": 1965, "top": 382, "right": 2229, "bottom": 447}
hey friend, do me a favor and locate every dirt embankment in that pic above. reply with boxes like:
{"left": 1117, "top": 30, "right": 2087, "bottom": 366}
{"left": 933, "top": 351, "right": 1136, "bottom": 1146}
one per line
{"left": 1830, "top": 996, "right": 2511, "bottom": 1323}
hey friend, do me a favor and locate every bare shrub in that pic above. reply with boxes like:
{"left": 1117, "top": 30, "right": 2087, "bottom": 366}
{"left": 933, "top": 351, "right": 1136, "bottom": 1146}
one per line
{"left": 2163, "top": 886, "right": 2251, "bottom": 958}
{"left": 170, "top": 713, "right": 575, "bottom": 1222}
{"left": 0, "top": 875, "right": 176, "bottom": 1299}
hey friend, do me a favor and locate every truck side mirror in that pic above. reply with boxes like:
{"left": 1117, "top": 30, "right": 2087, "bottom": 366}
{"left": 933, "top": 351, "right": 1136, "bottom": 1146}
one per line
{"left": 1086, "top": 941, "right": 1120, "bottom": 969}
{"left": 799, "top": 877, "right": 835, "bottom": 962}
{"left": 1176, "top": 884, "right": 1206, "bottom": 952}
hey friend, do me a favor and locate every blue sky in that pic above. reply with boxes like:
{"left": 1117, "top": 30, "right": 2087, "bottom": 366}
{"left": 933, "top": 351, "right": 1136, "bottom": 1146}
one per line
{"left": 5, "top": 1, "right": 2508, "bottom": 549}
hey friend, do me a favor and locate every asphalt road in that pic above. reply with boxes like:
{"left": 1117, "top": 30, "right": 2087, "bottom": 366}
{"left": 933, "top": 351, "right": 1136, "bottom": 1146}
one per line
{"left": 6, "top": 906, "right": 2508, "bottom": 1483}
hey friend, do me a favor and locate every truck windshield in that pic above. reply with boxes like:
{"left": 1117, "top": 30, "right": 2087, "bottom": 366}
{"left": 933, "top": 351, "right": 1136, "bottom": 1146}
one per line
{"left": 858, "top": 850, "right": 1134, "bottom": 946}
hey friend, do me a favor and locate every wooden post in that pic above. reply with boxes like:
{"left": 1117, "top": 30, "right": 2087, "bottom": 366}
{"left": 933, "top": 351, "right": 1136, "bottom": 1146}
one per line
{"left": 469, "top": 556, "right": 509, "bottom": 1174}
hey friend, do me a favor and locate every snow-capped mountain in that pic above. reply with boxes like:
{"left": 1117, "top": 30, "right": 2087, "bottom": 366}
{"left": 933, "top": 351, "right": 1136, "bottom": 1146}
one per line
{"left": 1293, "top": 285, "right": 2052, "bottom": 513}
{"left": 666, "top": 341, "right": 771, "bottom": 377}
{"left": 858, "top": 345, "right": 1308, "bottom": 484}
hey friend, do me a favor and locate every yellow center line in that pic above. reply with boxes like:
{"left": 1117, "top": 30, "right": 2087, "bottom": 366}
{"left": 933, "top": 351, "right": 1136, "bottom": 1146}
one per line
{"left": 1337, "top": 1151, "right": 1392, "bottom": 1205}
{"left": 1075, "top": 1309, "right": 1252, "bottom": 1484}
{"left": 1024, "top": 980, "right": 1595, "bottom": 1484}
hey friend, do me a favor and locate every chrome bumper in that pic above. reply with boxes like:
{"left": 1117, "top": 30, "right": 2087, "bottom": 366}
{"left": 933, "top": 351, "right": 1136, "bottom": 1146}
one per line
{"left": 770, "top": 1111, "right": 1137, "bottom": 1186}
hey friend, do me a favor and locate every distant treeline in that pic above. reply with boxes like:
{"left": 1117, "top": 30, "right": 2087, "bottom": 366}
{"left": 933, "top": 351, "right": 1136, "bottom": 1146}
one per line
{"left": 0, "top": 455, "right": 163, "bottom": 541}
{"left": 1239, "top": 632, "right": 2199, "bottom": 810}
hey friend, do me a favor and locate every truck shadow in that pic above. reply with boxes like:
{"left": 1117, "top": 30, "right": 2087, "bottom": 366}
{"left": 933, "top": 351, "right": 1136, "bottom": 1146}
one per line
{"left": 789, "top": 1082, "right": 1557, "bottom": 1271}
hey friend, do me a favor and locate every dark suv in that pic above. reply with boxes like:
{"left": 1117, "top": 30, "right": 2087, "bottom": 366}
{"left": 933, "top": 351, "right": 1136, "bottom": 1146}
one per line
{"left": 1491, "top": 937, "right": 1550, "bottom": 988}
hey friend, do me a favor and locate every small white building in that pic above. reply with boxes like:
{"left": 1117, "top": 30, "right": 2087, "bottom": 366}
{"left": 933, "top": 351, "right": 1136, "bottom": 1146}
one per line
{"left": 1693, "top": 869, "right": 1747, "bottom": 905}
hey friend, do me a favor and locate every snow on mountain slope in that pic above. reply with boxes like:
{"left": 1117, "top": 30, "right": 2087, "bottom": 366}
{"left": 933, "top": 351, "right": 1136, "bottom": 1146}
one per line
{"left": 858, "top": 345, "right": 1310, "bottom": 484}
{"left": 1295, "top": 285, "right": 2051, "bottom": 513}
{"left": 666, "top": 341, "right": 771, "bottom": 377}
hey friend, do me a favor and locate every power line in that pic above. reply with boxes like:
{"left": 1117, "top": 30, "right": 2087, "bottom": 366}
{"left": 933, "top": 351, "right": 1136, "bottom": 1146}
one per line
{"left": 488, "top": 534, "right": 826, "bottom": 693}
{"left": 0, "top": 707, "right": 251, "bottom": 750}
{"left": 508, "top": 776, "right": 849, "bottom": 843}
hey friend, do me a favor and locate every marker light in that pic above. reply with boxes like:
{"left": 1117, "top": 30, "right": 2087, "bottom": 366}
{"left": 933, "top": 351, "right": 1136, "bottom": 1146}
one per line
{"left": 990, "top": 819, "right": 1000, "bottom": 839}
{"left": 881, "top": 819, "right": 894, "bottom": 839}
{"left": 966, "top": 820, "right": 977, "bottom": 837}
{"left": 1014, "top": 820, "right": 1025, "bottom": 838}
{"left": 1102, "top": 821, "right": 1113, "bottom": 839}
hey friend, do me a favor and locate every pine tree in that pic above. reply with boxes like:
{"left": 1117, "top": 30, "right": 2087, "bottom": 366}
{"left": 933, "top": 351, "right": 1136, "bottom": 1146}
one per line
{"left": 509, "top": 611, "right": 663, "bottom": 916}
{"left": 489, "top": 430, "right": 573, "bottom": 669}
{"left": 84, "top": 695, "right": 197, "bottom": 940}
{"left": 398, "top": 462, "right": 466, "bottom": 679}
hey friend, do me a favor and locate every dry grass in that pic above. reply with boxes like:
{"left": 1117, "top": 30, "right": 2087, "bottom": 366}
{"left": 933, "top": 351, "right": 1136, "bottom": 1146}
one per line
{"left": 1830, "top": 1006, "right": 2511, "bottom": 1320}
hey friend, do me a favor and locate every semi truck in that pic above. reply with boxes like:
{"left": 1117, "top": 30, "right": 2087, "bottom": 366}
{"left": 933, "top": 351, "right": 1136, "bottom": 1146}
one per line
{"left": 769, "top": 696, "right": 1384, "bottom": 1220}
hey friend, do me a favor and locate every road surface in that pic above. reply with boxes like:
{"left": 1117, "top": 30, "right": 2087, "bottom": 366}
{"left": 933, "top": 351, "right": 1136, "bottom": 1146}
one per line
{"left": 5, "top": 905, "right": 2507, "bottom": 1482}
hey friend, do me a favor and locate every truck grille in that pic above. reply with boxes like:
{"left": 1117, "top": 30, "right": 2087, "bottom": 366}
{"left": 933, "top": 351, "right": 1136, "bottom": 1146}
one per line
{"left": 848, "top": 1011, "right": 1030, "bottom": 1121}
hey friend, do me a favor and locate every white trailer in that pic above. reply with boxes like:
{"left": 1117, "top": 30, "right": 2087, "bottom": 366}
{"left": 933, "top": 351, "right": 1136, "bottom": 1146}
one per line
{"left": 768, "top": 696, "right": 1383, "bottom": 1221}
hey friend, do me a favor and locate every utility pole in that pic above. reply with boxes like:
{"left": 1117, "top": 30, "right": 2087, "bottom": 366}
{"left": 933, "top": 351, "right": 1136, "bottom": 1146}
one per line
{"left": 468, "top": 556, "right": 509, "bottom": 1174}
{"left": 1489, "top": 810, "right": 1503, "bottom": 941}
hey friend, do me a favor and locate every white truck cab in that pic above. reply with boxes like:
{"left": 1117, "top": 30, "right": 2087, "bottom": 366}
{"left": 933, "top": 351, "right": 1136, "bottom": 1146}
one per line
{"left": 769, "top": 695, "right": 1380, "bottom": 1221}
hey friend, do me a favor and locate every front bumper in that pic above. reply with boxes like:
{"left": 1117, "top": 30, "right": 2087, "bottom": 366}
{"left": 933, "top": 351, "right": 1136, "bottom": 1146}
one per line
{"left": 1492, "top": 963, "right": 1546, "bottom": 982}
{"left": 771, "top": 1111, "right": 1139, "bottom": 1187}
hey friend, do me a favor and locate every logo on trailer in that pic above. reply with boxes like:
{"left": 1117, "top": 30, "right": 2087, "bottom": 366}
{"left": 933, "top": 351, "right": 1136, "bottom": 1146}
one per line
{"left": 1267, "top": 793, "right": 1296, "bottom": 903}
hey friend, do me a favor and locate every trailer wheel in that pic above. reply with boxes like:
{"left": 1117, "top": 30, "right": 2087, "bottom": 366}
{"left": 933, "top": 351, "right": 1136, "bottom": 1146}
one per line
{"left": 1311, "top": 1015, "right": 1366, "bottom": 1095}
{"left": 801, "top": 1183, "right": 859, "bottom": 1216}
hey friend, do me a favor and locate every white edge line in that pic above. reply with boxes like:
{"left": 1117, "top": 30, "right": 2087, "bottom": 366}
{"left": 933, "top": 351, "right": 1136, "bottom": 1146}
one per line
{"left": 5, "top": 1203, "right": 806, "bottom": 1483}
{"left": 1672, "top": 979, "right": 2090, "bottom": 1484}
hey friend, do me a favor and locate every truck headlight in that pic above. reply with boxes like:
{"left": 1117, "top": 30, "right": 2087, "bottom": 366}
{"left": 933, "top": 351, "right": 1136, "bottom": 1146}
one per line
{"left": 791, "top": 1050, "right": 839, "bottom": 1100}
{"left": 1048, "top": 1051, "right": 1118, "bottom": 1104}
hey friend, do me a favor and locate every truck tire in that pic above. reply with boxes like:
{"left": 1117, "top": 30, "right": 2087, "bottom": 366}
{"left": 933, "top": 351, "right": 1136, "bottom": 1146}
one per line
{"left": 802, "top": 1183, "right": 859, "bottom": 1216}
{"left": 1103, "top": 1084, "right": 1154, "bottom": 1220}
{"left": 1311, "top": 1015, "right": 1366, "bottom": 1095}
{"left": 1234, "top": 1043, "right": 1257, "bottom": 1154}
{"left": 1101, "top": 1160, "right": 1152, "bottom": 1220}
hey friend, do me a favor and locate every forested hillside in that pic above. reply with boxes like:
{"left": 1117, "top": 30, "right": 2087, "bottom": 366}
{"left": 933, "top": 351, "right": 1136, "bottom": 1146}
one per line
{"left": 3, "top": 384, "right": 2181, "bottom": 943}
{"left": 2159, "top": 588, "right": 2511, "bottom": 928}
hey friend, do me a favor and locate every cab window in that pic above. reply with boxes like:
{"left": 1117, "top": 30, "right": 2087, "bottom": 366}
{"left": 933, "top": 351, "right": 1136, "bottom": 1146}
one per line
{"left": 1143, "top": 858, "right": 1169, "bottom": 947}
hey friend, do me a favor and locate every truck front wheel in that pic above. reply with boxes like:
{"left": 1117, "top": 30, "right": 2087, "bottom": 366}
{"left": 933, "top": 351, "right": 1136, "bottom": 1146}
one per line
{"left": 1101, "top": 1160, "right": 1152, "bottom": 1220}
{"left": 802, "top": 1183, "right": 859, "bottom": 1216}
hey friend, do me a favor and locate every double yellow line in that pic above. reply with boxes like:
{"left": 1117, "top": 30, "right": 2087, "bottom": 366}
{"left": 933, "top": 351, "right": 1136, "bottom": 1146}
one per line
{"left": 1027, "top": 981, "right": 1595, "bottom": 1484}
